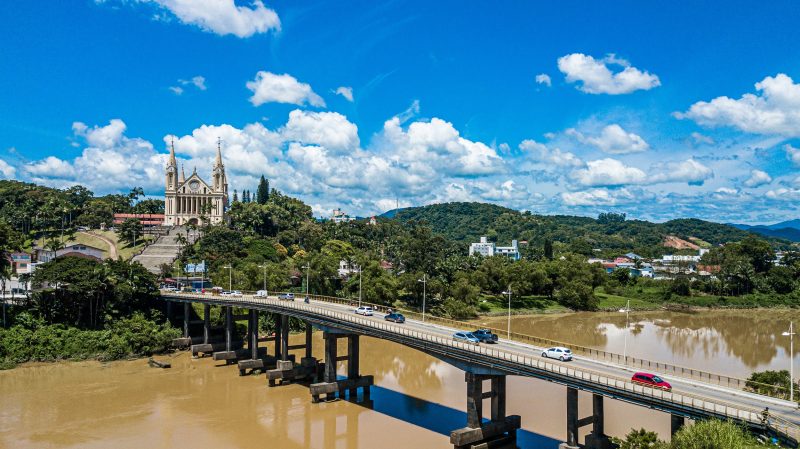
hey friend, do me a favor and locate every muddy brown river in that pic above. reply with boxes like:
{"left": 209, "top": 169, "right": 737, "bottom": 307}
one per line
{"left": 0, "top": 309, "right": 796, "bottom": 449}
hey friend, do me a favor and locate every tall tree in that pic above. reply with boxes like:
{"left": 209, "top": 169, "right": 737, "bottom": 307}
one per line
{"left": 256, "top": 175, "right": 269, "bottom": 204}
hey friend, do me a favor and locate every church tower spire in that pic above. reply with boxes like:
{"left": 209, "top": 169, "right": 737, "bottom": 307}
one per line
{"left": 168, "top": 137, "right": 177, "bottom": 168}
{"left": 179, "top": 164, "right": 186, "bottom": 183}
{"left": 214, "top": 137, "right": 224, "bottom": 169}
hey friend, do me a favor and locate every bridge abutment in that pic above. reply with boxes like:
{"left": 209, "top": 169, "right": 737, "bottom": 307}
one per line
{"left": 671, "top": 414, "right": 685, "bottom": 435}
{"left": 559, "top": 388, "right": 614, "bottom": 449}
{"left": 171, "top": 302, "right": 192, "bottom": 348}
{"left": 450, "top": 373, "right": 520, "bottom": 449}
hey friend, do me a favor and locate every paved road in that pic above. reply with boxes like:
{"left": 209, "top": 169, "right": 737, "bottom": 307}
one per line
{"left": 164, "top": 291, "right": 800, "bottom": 435}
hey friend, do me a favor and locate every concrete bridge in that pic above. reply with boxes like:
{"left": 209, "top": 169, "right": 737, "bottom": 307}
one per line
{"left": 161, "top": 291, "right": 800, "bottom": 449}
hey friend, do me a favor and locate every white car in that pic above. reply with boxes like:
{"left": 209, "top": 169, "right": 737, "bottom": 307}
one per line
{"left": 541, "top": 347, "right": 573, "bottom": 361}
{"left": 220, "top": 291, "right": 233, "bottom": 297}
{"left": 255, "top": 290, "right": 268, "bottom": 298}
{"left": 355, "top": 306, "right": 374, "bottom": 316}
{"left": 231, "top": 291, "right": 243, "bottom": 297}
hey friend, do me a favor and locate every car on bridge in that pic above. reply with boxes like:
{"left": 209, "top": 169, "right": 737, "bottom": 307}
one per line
{"left": 453, "top": 332, "right": 480, "bottom": 345}
{"left": 278, "top": 293, "right": 295, "bottom": 301}
{"left": 541, "top": 347, "right": 573, "bottom": 361}
{"left": 631, "top": 372, "right": 671, "bottom": 391}
{"left": 255, "top": 290, "right": 268, "bottom": 298}
{"left": 384, "top": 312, "right": 405, "bottom": 323}
{"left": 355, "top": 306, "right": 374, "bottom": 316}
{"left": 472, "top": 329, "right": 498, "bottom": 343}
{"left": 230, "top": 291, "right": 243, "bottom": 297}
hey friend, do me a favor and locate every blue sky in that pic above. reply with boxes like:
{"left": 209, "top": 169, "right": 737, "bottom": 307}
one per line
{"left": 2, "top": 1, "right": 800, "bottom": 223}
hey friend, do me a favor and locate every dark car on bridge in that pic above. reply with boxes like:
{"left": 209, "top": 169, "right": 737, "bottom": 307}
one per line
{"left": 472, "top": 329, "right": 499, "bottom": 343}
{"left": 631, "top": 372, "right": 671, "bottom": 391}
{"left": 384, "top": 313, "right": 405, "bottom": 323}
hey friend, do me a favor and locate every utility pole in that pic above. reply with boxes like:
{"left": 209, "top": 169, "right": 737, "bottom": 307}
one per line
{"left": 358, "top": 264, "right": 362, "bottom": 308}
{"left": 784, "top": 321, "right": 796, "bottom": 403}
{"left": 258, "top": 264, "right": 267, "bottom": 293}
{"left": 302, "top": 264, "right": 310, "bottom": 298}
{"left": 418, "top": 274, "right": 427, "bottom": 322}
{"left": 223, "top": 265, "right": 232, "bottom": 291}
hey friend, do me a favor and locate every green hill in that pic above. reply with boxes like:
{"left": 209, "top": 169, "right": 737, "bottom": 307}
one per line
{"left": 393, "top": 202, "right": 792, "bottom": 258}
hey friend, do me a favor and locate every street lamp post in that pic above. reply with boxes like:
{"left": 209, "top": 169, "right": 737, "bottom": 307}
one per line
{"left": 418, "top": 274, "right": 427, "bottom": 322}
{"left": 223, "top": 265, "right": 232, "bottom": 292}
{"left": 258, "top": 264, "right": 267, "bottom": 293}
{"left": 783, "top": 321, "right": 796, "bottom": 403}
{"left": 357, "top": 264, "right": 363, "bottom": 308}
{"left": 620, "top": 299, "right": 631, "bottom": 361}
{"left": 302, "top": 264, "right": 310, "bottom": 298}
{"left": 502, "top": 285, "right": 513, "bottom": 338}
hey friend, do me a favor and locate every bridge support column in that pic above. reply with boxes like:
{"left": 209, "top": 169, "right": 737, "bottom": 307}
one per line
{"left": 450, "top": 373, "right": 520, "bottom": 449}
{"left": 203, "top": 304, "right": 210, "bottom": 344}
{"left": 238, "top": 309, "right": 266, "bottom": 376}
{"left": 171, "top": 301, "right": 192, "bottom": 348}
{"left": 560, "top": 390, "right": 613, "bottom": 449}
{"left": 266, "top": 319, "right": 316, "bottom": 387}
{"left": 212, "top": 306, "right": 237, "bottom": 365}
{"left": 183, "top": 303, "right": 190, "bottom": 338}
{"left": 671, "top": 415, "right": 685, "bottom": 436}
{"left": 309, "top": 332, "right": 373, "bottom": 403}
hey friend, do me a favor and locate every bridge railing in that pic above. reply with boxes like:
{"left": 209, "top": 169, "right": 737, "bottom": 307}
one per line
{"left": 175, "top": 290, "right": 791, "bottom": 400}
{"left": 163, "top": 291, "right": 799, "bottom": 442}
{"left": 270, "top": 292, "right": 790, "bottom": 398}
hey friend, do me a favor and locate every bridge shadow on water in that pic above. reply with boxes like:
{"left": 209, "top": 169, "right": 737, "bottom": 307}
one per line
{"left": 348, "top": 380, "right": 561, "bottom": 449}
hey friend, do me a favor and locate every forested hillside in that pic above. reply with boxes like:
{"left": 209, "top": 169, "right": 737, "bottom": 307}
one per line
{"left": 392, "top": 202, "right": 792, "bottom": 258}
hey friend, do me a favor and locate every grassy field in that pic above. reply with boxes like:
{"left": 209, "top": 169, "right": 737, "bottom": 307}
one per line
{"left": 96, "top": 230, "right": 152, "bottom": 260}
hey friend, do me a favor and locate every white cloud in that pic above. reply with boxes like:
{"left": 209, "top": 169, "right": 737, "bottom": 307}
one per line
{"left": 766, "top": 188, "right": 800, "bottom": 201}
{"left": 535, "top": 73, "right": 552, "bottom": 87}
{"left": 561, "top": 188, "right": 636, "bottom": 206}
{"left": 650, "top": 159, "right": 713, "bottom": 185}
{"left": 335, "top": 86, "right": 354, "bottom": 102}
{"left": 691, "top": 132, "right": 714, "bottom": 145}
{"left": 26, "top": 119, "right": 166, "bottom": 192}
{"left": 246, "top": 71, "right": 325, "bottom": 107}
{"left": 148, "top": 0, "right": 280, "bottom": 38}
{"left": 380, "top": 117, "right": 504, "bottom": 177}
{"left": 557, "top": 53, "right": 660, "bottom": 95}
{"left": 785, "top": 144, "right": 800, "bottom": 166}
{"left": 675, "top": 74, "right": 800, "bottom": 136}
{"left": 519, "top": 140, "right": 583, "bottom": 167}
{"left": 568, "top": 124, "right": 649, "bottom": 154}
{"left": 282, "top": 110, "right": 359, "bottom": 152}
{"left": 569, "top": 158, "right": 647, "bottom": 187}
{"left": 743, "top": 169, "right": 772, "bottom": 188}
{"left": 169, "top": 86, "right": 184, "bottom": 95}
{"left": 0, "top": 159, "right": 16, "bottom": 179}
{"left": 179, "top": 75, "right": 207, "bottom": 90}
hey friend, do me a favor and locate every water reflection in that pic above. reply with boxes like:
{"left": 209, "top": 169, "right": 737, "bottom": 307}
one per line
{"left": 478, "top": 309, "right": 799, "bottom": 376}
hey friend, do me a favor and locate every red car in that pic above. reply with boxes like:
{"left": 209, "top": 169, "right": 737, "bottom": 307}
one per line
{"left": 631, "top": 372, "right": 672, "bottom": 391}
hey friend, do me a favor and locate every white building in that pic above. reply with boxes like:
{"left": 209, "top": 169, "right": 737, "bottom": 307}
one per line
{"left": 338, "top": 260, "right": 358, "bottom": 278}
{"left": 36, "top": 243, "right": 105, "bottom": 263}
{"left": 331, "top": 208, "right": 355, "bottom": 224}
{"left": 469, "top": 237, "right": 521, "bottom": 260}
{"left": 164, "top": 141, "right": 228, "bottom": 226}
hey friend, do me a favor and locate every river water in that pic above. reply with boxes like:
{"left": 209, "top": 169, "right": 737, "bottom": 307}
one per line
{"left": 0, "top": 309, "right": 796, "bottom": 449}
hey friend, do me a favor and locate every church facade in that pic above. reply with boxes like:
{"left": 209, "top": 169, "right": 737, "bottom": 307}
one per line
{"left": 163, "top": 142, "right": 228, "bottom": 226}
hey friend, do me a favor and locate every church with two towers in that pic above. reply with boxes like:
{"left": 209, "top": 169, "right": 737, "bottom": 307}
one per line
{"left": 163, "top": 142, "right": 228, "bottom": 226}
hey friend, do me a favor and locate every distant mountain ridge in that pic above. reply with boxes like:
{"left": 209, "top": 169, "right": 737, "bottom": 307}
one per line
{"left": 728, "top": 219, "right": 800, "bottom": 242}
{"left": 389, "top": 202, "right": 793, "bottom": 256}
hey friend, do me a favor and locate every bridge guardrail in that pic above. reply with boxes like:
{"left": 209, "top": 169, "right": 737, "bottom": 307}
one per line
{"left": 165, "top": 291, "right": 799, "bottom": 443}
{"left": 268, "top": 291, "right": 790, "bottom": 400}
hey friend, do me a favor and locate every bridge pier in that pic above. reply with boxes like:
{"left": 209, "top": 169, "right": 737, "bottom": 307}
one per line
{"left": 309, "top": 332, "right": 372, "bottom": 403}
{"left": 171, "top": 301, "right": 192, "bottom": 348}
{"left": 560, "top": 388, "right": 614, "bottom": 449}
{"left": 212, "top": 306, "right": 237, "bottom": 364}
{"left": 450, "top": 373, "right": 520, "bottom": 449}
{"left": 266, "top": 319, "right": 317, "bottom": 386}
{"left": 238, "top": 309, "right": 267, "bottom": 376}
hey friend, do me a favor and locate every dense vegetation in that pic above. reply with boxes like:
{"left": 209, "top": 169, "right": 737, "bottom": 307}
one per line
{"left": 613, "top": 420, "right": 767, "bottom": 448}
{"left": 391, "top": 202, "right": 792, "bottom": 258}
{"left": 0, "top": 256, "right": 178, "bottom": 369}
{"left": 0, "top": 180, "right": 163, "bottom": 251}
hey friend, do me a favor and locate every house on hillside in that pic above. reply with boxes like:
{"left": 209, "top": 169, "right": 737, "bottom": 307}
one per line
{"left": 35, "top": 243, "right": 104, "bottom": 263}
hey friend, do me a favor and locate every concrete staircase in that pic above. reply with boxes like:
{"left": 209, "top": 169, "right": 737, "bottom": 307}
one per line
{"left": 133, "top": 226, "right": 187, "bottom": 274}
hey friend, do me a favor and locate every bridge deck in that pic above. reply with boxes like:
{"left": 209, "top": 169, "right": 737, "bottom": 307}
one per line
{"left": 162, "top": 291, "right": 799, "bottom": 445}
